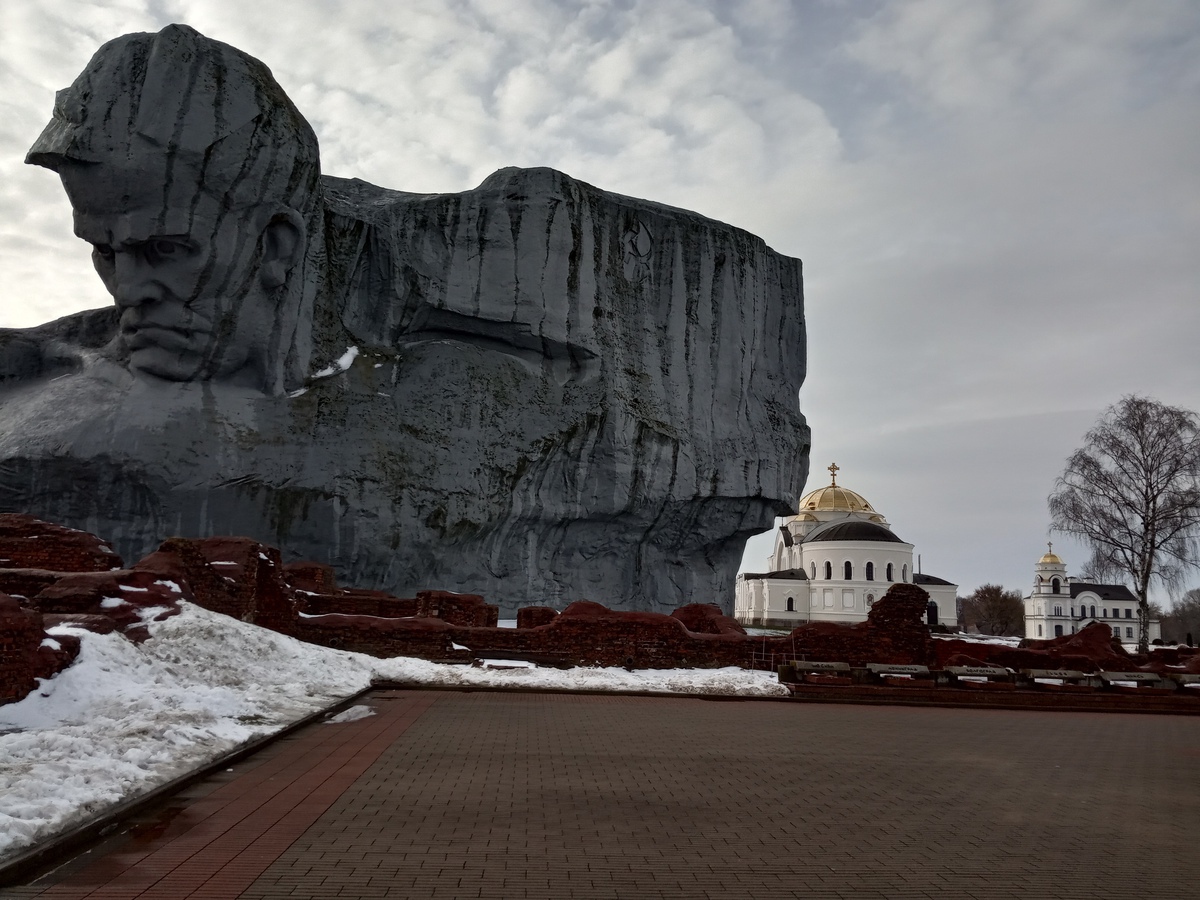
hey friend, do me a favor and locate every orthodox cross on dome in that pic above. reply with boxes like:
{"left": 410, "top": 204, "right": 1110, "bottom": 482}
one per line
{"left": 1047, "top": 541, "right": 1053, "bottom": 554}
{"left": 828, "top": 462, "right": 840, "bottom": 485}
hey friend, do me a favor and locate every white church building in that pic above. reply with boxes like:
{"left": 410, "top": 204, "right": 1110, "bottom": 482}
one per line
{"left": 1023, "top": 545, "right": 1161, "bottom": 644}
{"left": 735, "top": 464, "right": 958, "bottom": 629}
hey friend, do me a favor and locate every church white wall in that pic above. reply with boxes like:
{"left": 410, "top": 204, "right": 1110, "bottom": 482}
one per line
{"left": 922, "top": 584, "right": 959, "bottom": 628}
{"left": 1024, "top": 595, "right": 1162, "bottom": 643}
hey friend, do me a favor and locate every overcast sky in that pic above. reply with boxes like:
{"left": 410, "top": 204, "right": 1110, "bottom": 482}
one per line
{"left": 2, "top": 0, "right": 1198, "bottom": 603}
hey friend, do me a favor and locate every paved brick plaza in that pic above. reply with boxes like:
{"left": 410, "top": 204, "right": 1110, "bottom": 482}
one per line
{"left": 4, "top": 689, "right": 1198, "bottom": 899}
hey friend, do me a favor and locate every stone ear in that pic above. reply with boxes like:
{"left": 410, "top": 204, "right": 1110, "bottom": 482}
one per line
{"left": 260, "top": 209, "right": 305, "bottom": 291}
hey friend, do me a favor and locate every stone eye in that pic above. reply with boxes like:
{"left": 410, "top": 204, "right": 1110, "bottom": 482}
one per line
{"left": 149, "top": 239, "right": 179, "bottom": 258}
{"left": 92, "top": 243, "right": 115, "bottom": 261}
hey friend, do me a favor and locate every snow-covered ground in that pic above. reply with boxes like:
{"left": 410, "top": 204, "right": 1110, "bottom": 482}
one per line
{"left": 0, "top": 602, "right": 786, "bottom": 861}
{"left": 933, "top": 632, "right": 1023, "bottom": 647}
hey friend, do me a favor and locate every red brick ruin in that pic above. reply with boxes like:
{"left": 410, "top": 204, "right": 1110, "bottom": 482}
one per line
{"left": 2, "top": 513, "right": 1197, "bottom": 706}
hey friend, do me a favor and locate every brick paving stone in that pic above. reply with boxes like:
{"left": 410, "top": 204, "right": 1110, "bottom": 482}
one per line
{"left": 4, "top": 691, "right": 1199, "bottom": 899}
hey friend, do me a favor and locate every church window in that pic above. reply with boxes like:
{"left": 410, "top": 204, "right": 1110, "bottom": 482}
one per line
{"left": 810, "top": 562, "right": 816, "bottom": 579}
{"left": 843, "top": 561, "right": 853, "bottom": 580}
{"left": 886, "top": 563, "right": 894, "bottom": 582}
{"left": 1054, "top": 606, "right": 1062, "bottom": 616}
{"left": 1054, "top": 625, "right": 1063, "bottom": 637}
{"left": 902, "top": 564, "right": 908, "bottom": 582}
{"left": 1102, "top": 608, "right": 1108, "bottom": 618}
{"left": 786, "top": 596, "right": 794, "bottom": 612}
{"left": 1126, "top": 627, "right": 1133, "bottom": 638}
{"left": 824, "top": 561, "right": 832, "bottom": 580}
{"left": 1051, "top": 577, "right": 1061, "bottom": 594}
{"left": 1071, "top": 606, "right": 1075, "bottom": 617}
{"left": 1112, "top": 626, "right": 1120, "bottom": 637}
{"left": 1125, "top": 609, "right": 1132, "bottom": 619}
{"left": 1037, "top": 624, "right": 1043, "bottom": 636}
{"left": 866, "top": 562, "right": 875, "bottom": 581}
{"left": 1090, "top": 605, "right": 1096, "bottom": 618}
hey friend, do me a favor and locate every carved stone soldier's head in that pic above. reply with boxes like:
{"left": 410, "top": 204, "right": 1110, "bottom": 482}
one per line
{"left": 27, "top": 24, "right": 322, "bottom": 393}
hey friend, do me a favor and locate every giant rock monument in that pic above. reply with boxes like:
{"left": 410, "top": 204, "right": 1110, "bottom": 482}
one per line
{"left": 0, "top": 25, "right": 809, "bottom": 614}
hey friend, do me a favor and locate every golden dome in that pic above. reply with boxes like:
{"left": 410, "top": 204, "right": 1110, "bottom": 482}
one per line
{"left": 797, "top": 484, "right": 874, "bottom": 513}
{"left": 797, "top": 465, "right": 874, "bottom": 513}
{"left": 1038, "top": 542, "right": 1063, "bottom": 565}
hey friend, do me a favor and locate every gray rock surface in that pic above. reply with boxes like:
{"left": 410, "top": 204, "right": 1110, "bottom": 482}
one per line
{"left": 0, "top": 25, "right": 809, "bottom": 614}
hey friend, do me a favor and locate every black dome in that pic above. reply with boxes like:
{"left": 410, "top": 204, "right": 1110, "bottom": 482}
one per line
{"left": 802, "top": 519, "right": 905, "bottom": 544}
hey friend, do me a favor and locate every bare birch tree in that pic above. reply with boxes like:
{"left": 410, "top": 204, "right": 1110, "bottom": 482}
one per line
{"left": 1049, "top": 396, "right": 1200, "bottom": 653}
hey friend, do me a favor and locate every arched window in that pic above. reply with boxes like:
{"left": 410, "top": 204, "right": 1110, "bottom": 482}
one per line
{"left": 1051, "top": 577, "right": 1060, "bottom": 594}
{"left": 1102, "top": 608, "right": 1108, "bottom": 619}
{"left": 810, "top": 562, "right": 816, "bottom": 579}
{"left": 865, "top": 562, "right": 875, "bottom": 581}
{"left": 843, "top": 561, "right": 853, "bottom": 580}
{"left": 1090, "top": 605, "right": 1096, "bottom": 618}
{"left": 926, "top": 601, "right": 938, "bottom": 625}
{"left": 786, "top": 596, "right": 794, "bottom": 612}
{"left": 1054, "top": 624, "right": 1063, "bottom": 637}
{"left": 902, "top": 564, "right": 908, "bottom": 582}
{"left": 886, "top": 563, "right": 894, "bottom": 582}
{"left": 1071, "top": 606, "right": 1075, "bottom": 617}
{"left": 824, "top": 561, "right": 832, "bottom": 580}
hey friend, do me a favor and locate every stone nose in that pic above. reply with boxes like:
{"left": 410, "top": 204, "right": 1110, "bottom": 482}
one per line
{"left": 111, "top": 249, "right": 163, "bottom": 309}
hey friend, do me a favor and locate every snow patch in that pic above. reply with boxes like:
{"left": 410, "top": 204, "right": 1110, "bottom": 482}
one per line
{"left": 311, "top": 346, "right": 359, "bottom": 380}
{"left": 40, "top": 638, "right": 61, "bottom": 651}
{"left": 0, "top": 604, "right": 372, "bottom": 860}
{"left": 479, "top": 659, "right": 536, "bottom": 669}
{"left": 99, "top": 597, "right": 128, "bottom": 609}
{"left": 326, "top": 705, "right": 375, "bottom": 724}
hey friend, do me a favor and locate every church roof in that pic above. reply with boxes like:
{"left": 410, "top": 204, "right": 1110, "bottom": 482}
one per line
{"left": 742, "top": 569, "right": 808, "bottom": 581}
{"left": 802, "top": 519, "right": 905, "bottom": 544}
{"left": 1070, "top": 582, "right": 1137, "bottom": 602}
{"left": 797, "top": 484, "right": 874, "bottom": 513}
{"left": 913, "top": 573, "right": 956, "bottom": 586}
{"left": 795, "top": 463, "right": 874, "bottom": 513}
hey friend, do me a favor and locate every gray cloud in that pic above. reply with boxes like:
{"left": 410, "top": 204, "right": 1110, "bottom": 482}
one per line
{"left": 2, "top": 0, "right": 1197, "bottom": 602}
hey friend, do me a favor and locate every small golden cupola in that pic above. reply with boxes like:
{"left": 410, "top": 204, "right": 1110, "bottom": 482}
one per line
{"left": 796, "top": 463, "right": 876, "bottom": 514}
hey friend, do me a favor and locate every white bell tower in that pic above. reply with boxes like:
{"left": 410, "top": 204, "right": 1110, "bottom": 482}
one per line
{"left": 1032, "top": 542, "right": 1069, "bottom": 598}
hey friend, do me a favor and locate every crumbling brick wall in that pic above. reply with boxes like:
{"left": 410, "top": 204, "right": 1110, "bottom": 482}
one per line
{"left": 517, "top": 606, "right": 558, "bottom": 629}
{"left": 0, "top": 593, "right": 81, "bottom": 704}
{"left": 0, "top": 514, "right": 123, "bottom": 572}
{"left": 415, "top": 591, "right": 498, "bottom": 628}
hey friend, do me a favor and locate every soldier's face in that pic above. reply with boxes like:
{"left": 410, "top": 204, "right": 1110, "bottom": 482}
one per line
{"left": 61, "top": 164, "right": 275, "bottom": 387}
